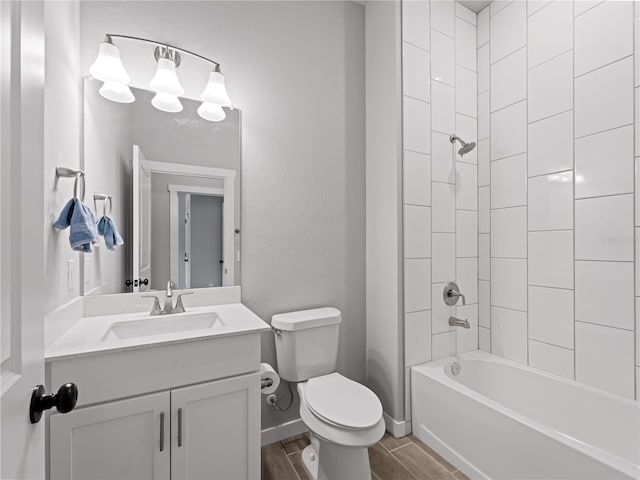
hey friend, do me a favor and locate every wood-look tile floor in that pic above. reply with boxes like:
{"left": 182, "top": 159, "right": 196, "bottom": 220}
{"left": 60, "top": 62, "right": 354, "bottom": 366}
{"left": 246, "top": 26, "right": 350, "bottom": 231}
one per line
{"left": 261, "top": 432, "right": 470, "bottom": 480}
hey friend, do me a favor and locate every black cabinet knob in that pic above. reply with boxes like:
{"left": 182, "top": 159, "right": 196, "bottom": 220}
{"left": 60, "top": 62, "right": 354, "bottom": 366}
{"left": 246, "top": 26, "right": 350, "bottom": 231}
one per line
{"left": 30, "top": 383, "right": 78, "bottom": 424}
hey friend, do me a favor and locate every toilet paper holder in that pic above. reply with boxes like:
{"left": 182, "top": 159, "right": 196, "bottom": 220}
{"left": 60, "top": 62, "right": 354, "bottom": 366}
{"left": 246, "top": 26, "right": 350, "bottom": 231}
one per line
{"left": 261, "top": 378, "right": 274, "bottom": 389}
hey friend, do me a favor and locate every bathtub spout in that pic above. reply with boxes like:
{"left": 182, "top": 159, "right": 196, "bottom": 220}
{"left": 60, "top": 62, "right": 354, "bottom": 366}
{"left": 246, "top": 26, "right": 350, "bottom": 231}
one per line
{"left": 449, "top": 316, "right": 470, "bottom": 329}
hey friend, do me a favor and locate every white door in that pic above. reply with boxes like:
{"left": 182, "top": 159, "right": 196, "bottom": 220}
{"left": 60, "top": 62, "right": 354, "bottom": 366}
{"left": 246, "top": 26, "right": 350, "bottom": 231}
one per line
{"left": 133, "top": 145, "right": 152, "bottom": 292}
{"left": 171, "top": 373, "right": 261, "bottom": 480}
{"left": 0, "top": 2, "right": 48, "bottom": 479}
{"left": 49, "top": 392, "right": 171, "bottom": 480}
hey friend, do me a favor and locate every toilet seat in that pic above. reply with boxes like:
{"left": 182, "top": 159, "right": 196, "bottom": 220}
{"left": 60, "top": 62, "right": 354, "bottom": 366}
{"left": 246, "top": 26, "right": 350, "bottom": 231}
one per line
{"left": 304, "top": 373, "right": 383, "bottom": 431}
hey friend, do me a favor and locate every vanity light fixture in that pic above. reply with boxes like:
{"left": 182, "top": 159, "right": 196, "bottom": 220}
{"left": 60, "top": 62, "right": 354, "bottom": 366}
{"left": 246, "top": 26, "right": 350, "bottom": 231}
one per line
{"left": 88, "top": 34, "right": 233, "bottom": 121}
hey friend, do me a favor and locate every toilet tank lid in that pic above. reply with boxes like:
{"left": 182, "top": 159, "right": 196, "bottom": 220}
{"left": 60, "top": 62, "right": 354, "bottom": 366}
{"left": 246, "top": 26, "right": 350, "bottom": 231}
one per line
{"left": 271, "top": 307, "right": 342, "bottom": 331}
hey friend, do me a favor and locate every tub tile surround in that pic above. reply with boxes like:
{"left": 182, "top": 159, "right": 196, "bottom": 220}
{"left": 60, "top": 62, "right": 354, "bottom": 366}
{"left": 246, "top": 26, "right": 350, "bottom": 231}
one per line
{"left": 478, "top": 0, "right": 639, "bottom": 400}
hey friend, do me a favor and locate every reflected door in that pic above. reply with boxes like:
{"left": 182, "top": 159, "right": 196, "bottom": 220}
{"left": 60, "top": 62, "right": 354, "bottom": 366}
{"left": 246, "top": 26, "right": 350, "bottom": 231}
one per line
{"left": 133, "top": 145, "right": 152, "bottom": 292}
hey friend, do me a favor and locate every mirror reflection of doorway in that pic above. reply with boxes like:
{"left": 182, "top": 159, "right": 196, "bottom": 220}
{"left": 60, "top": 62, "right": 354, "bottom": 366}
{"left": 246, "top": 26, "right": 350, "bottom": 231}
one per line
{"left": 178, "top": 193, "right": 224, "bottom": 289}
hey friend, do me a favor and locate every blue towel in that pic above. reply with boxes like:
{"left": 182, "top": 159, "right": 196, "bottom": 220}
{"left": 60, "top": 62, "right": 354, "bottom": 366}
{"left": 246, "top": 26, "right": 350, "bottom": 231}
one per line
{"left": 69, "top": 201, "right": 98, "bottom": 252}
{"left": 97, "top": 216, "right": 124, "bottom": 251}
{"left": 53, "top": 199, "right": 75, "bottom": 230}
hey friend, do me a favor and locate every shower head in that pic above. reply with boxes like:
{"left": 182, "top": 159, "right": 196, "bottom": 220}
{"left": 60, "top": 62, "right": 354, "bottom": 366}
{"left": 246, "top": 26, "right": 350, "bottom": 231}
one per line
{"left": 449, "top": 134, "right": 476, "bottom": 156}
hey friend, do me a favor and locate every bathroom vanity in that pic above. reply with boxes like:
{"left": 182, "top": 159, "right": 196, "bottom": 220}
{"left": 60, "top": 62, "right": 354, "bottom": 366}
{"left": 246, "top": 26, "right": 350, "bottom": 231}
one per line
{"left": 45, "top": 295, "right": 269, "bottom": 480}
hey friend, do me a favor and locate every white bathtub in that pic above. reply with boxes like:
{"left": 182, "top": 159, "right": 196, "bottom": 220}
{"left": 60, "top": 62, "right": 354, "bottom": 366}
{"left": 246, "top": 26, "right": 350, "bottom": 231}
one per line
{"left": 411, "top": 351, "right": 640, "bottom": 480}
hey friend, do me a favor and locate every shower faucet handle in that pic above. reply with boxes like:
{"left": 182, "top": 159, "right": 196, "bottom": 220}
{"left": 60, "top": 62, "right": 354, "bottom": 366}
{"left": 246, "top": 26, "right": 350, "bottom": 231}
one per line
{"left": 443, "top": 282, "right": 466, "bottom": 306}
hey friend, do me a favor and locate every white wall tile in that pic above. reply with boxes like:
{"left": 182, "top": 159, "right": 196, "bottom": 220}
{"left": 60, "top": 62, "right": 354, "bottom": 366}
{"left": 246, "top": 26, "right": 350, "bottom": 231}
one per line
{"left": 575, "top": 125, "right": 634, "bottom": 199}
{"left": 433, "top": 331, "right": 456, "bottom": 359}
{"left": 478, "top": 44, "right": 490, "bottom": 93}
{"left": 478, "top": 139, "right": 490, "bottom": 186}
{"left": 457, "top": 257, "right": 478, "bottom": 304}
{"left": 457, "top": 304, "right": 478, "bottom": 353}
{"left": 456, "top": 162, "right": 477, "bottom": 210}
{"left": 405, "top": 310, "right": 432, "bottom": 366}
{"left": 491, "top": 154, "right": 527, "bottom": 208}
{"left": 528, "top": 51, "right": 573, "bottom": 122}
{"left": 575, "top": 57, "right": 634, "bottom": 138}
{"left": 490, "top": 1, "right": 526, "bottom": 63}
{"left": 636, "top": 367, "right": 640, "bottom": 400}
{"left": 431, "top": 0, "right": 455, "bottom": 37}
{"left": 636, "top": 18, "right": 640, "bottom": 86}
{"left": 491, "top": 101, "right": 527, "bottom": 160}
{"left": 491, "top": 306, "right": 528, "bottom": 363}
{"left": 575, "top": 0, "right": 633, "bottom": 77}
{"left": 478, "top": 91, "right": 490, "bottom": 140}
{"left": 404, "top": 96, "right": 431, "bottom": 154}
{"left": 455, "top": 2, "right": 476, "bottom": 25}
{"left": 529, "top": 231, "right": 574, "bottom": 289}
{"left": 575, "top": 194, "right": 634, "bottom": 261}
{"left": 456, "top": 210, "right": 478, "bottom": 257}
{"left": 456, "top": 114, "right": 478, "bottom": 164}
{"left": 403, "top": 42, "right": 431, "bottom": 102}
{"left": 491, "top": 258, "right": 527, "bottom": 311}
{"left": 432, "top": 182, "right": 456, "bottom": 232}
{"left": 404, "top": 205, "right": 431, "bottom": 258}
{"left": 636, "top": 88, "right": 640, "bottom": 157}
{"left": 433, "top": 282, "right": 456, "bottom": 333}
{"left": 479, "top": 186, "right": 490, "bottom": 233}
{"left": 527, "top": 0, "right": 551, "bottom": 17}
{"left": 405, "top": 258, "right": 431, "bottom": 312}
{"left": 575, "top": 261, "right": 635, "bottom": 330}
{"left": 490, "top": 1, "right": 512, "bottom": 17}
{"left": 455, "top": 17, "right": 477, "bottom": 72}
{"left": 432, "top": 132, "right": 456, "bottom": 184}
{"left": 479, "top": 326, "right": 491, "bottom": 351}
{"left": 404, "top": 151, "right": 432, "bottom": 206}
{"left": 403, "top": 1, "right": 430, "bottom": 51}
{"left": 528, "top": 286, "right": 574, "bottom": 348}
{"left": 432, "top": 81, "right": 455, "bottom": 134}
{"left": 456, "top": 67, "right": 477, "bottom": 117}
{"left": 528, "top": 171, "right": 573, "bottom": 231}
{"left": 575, "top": 321, "right": 635, "bottom": 398}
{"left": 637, "top": 159, "right": 640, "bottom": 226}
{"left": 528, "top": 1, "right": 572, "bottom": 68}
{"left": 432, "top": 233, "right": 455, "bottom": 282}
{"left": 479, "top": 233, "right": 490, "bottom": 280}
{"left": 637, "top": 298, "right": 640, "bottom": 366}
{"left": 477, "top": 6, "right": 490, "bottom": 46}
{"left": 528, "top": 111, "right": 574, "bottom": 177}
{"left": 491, "top": 48, "right": 527, "bottom": 112}
{"left": 431, "top": 30, "right": 455, "bottom": 86}
{"left": 479, "top": 280, "right": 490, "bottom": 327}
{"left": 529, "top": 340, "right": 574, "bottom": 379}
{"left": 574, "top": 1, "right": 603, "bottom": 18}
{"left": 491, "top": 206, "right": 527, "bottom": 258}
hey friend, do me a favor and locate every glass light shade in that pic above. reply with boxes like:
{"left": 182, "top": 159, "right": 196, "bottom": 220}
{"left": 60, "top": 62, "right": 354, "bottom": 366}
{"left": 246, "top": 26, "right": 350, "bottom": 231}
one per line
{"left": 149, "top": 57, "right": 184, "bottom": 96}
{"left": 89, "top": 42, "right": 130, "bottom": 84}
{"left": 197, "top": 102, "right": 226, "bottom": 122}
{"left": 200, "top": 71, "right": 231, "bottom": 107}
{"left": 151, "top": 92, "right": 183, "bottom": 113}
{"left": 99, "top": 82, "right": 135, "bottom": 103}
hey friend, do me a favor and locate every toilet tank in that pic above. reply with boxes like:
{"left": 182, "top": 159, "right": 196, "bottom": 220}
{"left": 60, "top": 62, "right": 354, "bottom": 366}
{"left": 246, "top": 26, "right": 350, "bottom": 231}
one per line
{"left": 271, "top": 307, "right": 342, "bottom": 382}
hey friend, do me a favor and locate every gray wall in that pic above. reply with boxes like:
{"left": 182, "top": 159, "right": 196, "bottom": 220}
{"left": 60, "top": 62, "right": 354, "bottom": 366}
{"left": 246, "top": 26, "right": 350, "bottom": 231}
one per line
{"left": 77, "top": 0, "right": 365, "bottom": 431}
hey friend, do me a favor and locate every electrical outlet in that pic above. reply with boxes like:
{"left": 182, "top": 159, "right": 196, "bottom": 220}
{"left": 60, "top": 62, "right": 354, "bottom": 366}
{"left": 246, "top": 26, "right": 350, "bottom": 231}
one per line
{"left": 84, "top": 257, "right": 92, "bottom": 284}
{"left": 67, "top": 260, "right": 75, "bottom": 291}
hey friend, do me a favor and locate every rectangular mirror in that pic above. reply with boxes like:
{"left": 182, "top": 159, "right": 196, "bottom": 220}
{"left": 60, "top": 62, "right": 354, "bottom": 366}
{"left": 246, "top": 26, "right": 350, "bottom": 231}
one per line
{"left": 82, "top": 78, "right": 241, "bottom": 295}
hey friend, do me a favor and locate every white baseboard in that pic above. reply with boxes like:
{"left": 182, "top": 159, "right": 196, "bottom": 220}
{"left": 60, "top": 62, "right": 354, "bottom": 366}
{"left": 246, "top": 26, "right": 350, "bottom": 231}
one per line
{"left": 383, "top": 412, "right": 412, "bottom": 438}
{"left": 261, "top": 418, "right": 308, "bottom": 446}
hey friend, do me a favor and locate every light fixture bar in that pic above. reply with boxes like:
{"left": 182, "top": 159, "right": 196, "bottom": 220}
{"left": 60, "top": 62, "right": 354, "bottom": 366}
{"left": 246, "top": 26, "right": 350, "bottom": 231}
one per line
{"left": 105, "top": 34, "right": 222, "bottom": 71}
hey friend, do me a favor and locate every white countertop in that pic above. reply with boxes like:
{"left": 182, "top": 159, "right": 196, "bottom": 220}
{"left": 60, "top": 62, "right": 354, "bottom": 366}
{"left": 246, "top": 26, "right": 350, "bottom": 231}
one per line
{"left": 45, "top": 303, "right": 270, "bottom": 362}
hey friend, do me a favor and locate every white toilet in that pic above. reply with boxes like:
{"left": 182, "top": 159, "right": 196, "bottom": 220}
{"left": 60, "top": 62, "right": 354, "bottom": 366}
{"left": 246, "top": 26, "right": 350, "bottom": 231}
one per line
{"left": 272, "top": 307, "right": 385, "bottom": 480}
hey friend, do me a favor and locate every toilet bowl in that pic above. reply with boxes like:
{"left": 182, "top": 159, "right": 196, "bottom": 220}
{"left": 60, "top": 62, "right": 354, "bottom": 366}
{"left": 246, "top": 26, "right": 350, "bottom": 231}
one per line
{"left": 297, "top": 374, "right": 385, "bottom": 480}
{"left": 271, "top": 307, "right": 385, "bottom": 480}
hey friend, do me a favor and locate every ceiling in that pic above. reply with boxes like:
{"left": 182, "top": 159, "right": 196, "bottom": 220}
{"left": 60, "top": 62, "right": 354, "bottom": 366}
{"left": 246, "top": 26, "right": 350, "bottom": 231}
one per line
{"left": 458, "top": 0, "right": 492, "bottom": 13}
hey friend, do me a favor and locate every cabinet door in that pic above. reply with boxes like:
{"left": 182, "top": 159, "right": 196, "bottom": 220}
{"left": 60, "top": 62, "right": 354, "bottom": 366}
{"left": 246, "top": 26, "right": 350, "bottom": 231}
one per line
{"left": 171, "top": 372, "right": 261, "bottom": 480}
{"left": 49, "top": 391, "right": 170, "bottom": 480}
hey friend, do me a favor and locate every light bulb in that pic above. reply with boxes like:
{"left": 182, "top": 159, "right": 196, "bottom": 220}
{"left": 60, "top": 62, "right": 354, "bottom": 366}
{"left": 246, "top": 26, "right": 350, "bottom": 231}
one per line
{"left": 99, "top": 82, "right": 135, "bottom": 103}
{"left": 197, "top": 102, "right": 226, "bottom": 122}
{"left": 151, "top": 92, "right": 183, "bottom": 113}
{"left": 89, "top": 41, "right": 130, "bottom": 84}
{"left": 149, "top": 57, "right": 184, "bottom": 96}
{"left": 200, "top": 71, "right": 231, "bottom": 107}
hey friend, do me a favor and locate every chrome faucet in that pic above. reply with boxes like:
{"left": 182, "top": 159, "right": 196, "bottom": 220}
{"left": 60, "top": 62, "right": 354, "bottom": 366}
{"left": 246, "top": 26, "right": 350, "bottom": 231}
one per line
{"left": 142, "top": 281, "right": 193, "bottom": 315}
{"left": 443, "top": 282, "right": 466, "bottom": 306}
{"left": 449, "top": 316, "right": 470, "bottom": 329}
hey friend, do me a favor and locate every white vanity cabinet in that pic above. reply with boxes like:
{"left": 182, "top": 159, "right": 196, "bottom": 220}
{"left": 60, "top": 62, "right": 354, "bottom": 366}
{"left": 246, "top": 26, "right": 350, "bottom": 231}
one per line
{"left": 49, "top": 372, "right": 260, "bottom": 480}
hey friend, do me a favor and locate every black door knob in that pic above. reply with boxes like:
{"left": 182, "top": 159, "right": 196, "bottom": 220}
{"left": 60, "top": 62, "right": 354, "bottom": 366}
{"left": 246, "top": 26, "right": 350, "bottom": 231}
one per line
{"left": 29, "top": 383, "right": 78, "bottom": 424}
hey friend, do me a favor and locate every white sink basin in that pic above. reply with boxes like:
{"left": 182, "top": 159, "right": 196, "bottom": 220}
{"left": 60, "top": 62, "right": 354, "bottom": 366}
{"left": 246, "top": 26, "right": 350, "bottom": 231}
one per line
{"left": 101, "top": 312, "right": 224, "bottom": 341}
